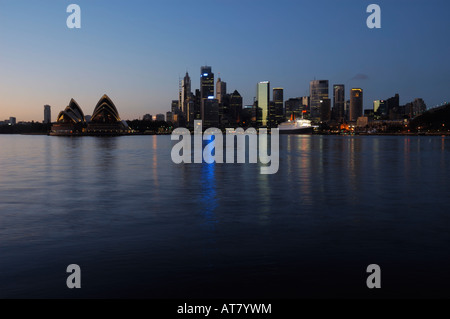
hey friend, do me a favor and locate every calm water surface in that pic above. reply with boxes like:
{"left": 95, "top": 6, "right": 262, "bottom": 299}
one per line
{"left": 0, "top": 135, "right": 449, "bottom": 298}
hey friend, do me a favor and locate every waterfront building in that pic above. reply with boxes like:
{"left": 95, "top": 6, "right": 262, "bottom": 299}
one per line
{"left": 310, "top": 80, "right": 329, "bottom": 122}
{"left": 201, "top": 66, "right": 214, "bottom": 99}
{"left": 320, "top": 99, "right": 331, "bottom": 122}
{"left": 44, "top": 105, "right": 51, "bottom": 124}
{"left": 349, "top": 88, "right": 363, "bottom": 122}
{"left": 256, "top": 81, "right": 270, "bottom": 127}
{"left": 201, "top": 97, "right": 220, "bottom": 128}
{"left": 332, "top": 85, "right": 345, "bottom": 122}
{"left": 272, "top": 88, "right": 284, "bottom": 126}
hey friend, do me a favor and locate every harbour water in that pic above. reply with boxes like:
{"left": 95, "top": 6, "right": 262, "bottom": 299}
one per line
{"left": 0, "top": 135, "right": 449, "bottom": 298}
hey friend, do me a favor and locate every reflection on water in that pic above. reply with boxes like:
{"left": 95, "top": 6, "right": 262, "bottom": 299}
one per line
{"left": 0, "top": 135, "right": 450, "bottom": 298}
{"left": 200, "top": 162, "right": 218, "bottom": 227}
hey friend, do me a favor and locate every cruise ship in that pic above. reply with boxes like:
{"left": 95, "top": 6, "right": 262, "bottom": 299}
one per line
{"left": 278, "top": 112, "right": 314, "bottom": 134}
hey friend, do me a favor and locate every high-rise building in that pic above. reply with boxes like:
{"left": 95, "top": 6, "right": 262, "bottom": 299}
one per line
{"left": 386, "top": 94, "right": 400, "bottom": 119}
{"left": 200, "top": 66, "right": 214, "bottom": 99}
{"left": 310, "top": 80, "right": 329, "bottom": 122}
{"left": 272, "top": 88, "right": 284, "bottom": 126}
{"left": 186, "top": 100, "right": 196, "bottom": 127}
{"left": 181, "top": 72, "right": 191, "bottom": 114}
{"left": 44, "top": 105, "right": 51, "bottom": 124}
{"left": 344, "top": 100, "right": 351, "bottom": 121}
{"left": 171, "top": 100, "right": 180, "bottom": 115}
{"left": 349, "top": 88, "right": 363, "bottom": 121}
{"left": 216, "top": 77, "right": 227, "bottom": 103}
{"left": 332, "top": 85, "right": 345, "bottom": 122}
{"left": 194, "top": 89, "right": 202, "bottom": 121}
{"left": 201, "top": 97, "right": 219, "bottom": 128}
{"left": 285, "top": 97, "right": 309, "bottom": 120}
{"left": 285, "top": 98, "right": 301, "bottom": 119}
{"left": 9, "top": 117, "right": 16, "bottom": 125}
{"left": 257, "top": 81, "right": 270, "bottom": 127}
{"left": 229, "top": 90, "right": 243, "bottom": 124}
{"left": 241, "top": 105, "right": 257, "bottom": 126}
{"left": 320, "top": 99, "right": 331, "bottom": 122}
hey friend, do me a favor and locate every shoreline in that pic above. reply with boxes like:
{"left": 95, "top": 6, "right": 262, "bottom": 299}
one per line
{"left": 1, "top": 132, "right": 449, "bottom": 137}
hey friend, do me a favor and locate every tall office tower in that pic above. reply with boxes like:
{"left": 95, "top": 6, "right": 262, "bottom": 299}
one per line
{"left": 200, "top": 66, "right": 214, "bottom": 99}
{"left": 310, "top": 80, "right": 329, "bottom": 122}
{"left": 181, "top": 72, "right": 191, "bottom": 114}
{"left": 320, "top": 99, "right": 331, "bottom": 122}
{"left": 201, "top": 97, "right": 220, "bottom": 128}
{"left": 344, "top": 100, "right": 350, "bottom": 121}
{"left": 44, "top": 105, "right": 51, "bottom": 124}
{"left": 186, "top": 99, "right": 196, "bottom": 127}
{"left": 257, "top": 81, "right": 270, "bottom": 127}
{"left": 9, "top": 117, "right": 16, "bottom": 125}
{"left": 229, "top": 90, "right": 243, "bottom": 124}
{"left": 194, "top": 89, "right": 202, "bottom": 120}
{"left": 272, "top": 88, "right": 284, "bottom": 126}
{"left": 332, "top": 85, "right": 345, "bottom": 122}
{"left": 156, "top": 114, "right": 165, "bottom": 122}
{"left": 349, "top": 88, "right": 363, "bottom": 121}
{"left": 216, "top": 77, "right": 227, "bottom": 103}
{"left": 171, "top": 100, "right": 180, "bottom": 115}
{"left": 386, "top": 94, "right": 400, "bottom": 119}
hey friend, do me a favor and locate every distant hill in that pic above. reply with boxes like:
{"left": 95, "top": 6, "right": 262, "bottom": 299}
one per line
{"left": 410, "top": 103, "right": 450, "bottom": 132}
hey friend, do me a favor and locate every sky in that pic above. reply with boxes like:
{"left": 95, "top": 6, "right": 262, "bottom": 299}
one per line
{"left": 0, "top": 0, "right": 449, "bottom": 122}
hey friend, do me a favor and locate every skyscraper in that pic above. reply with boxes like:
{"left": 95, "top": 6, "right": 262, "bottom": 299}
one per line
{"left": 181, "top": 72, "right": 191, "bottom": 114}
{"left": 201, "top": 97, "right": 219, "bottom": 128}
{"left": 216, "top": 77, "right": 227, "bottom": 103}
{"left": 229, "top": 90, "right": 243, "bottom": 124}
{"left": 310, "top": 80, "right": 329, "bottom": 122}
{"left": 386, "top": 94, "right": 400, "bottom": 119}
{"left": 171, "top": 100, "right": 180, "bottom": 115}
{"left": 349, "top": 88, "right": 363, "bottom": 122}
{"left": 332, "top": 85, "right": 345, "bottom": 122}
{"left": 272, "top": 88, "right": 284, "bottom": 126}
{"left": 320, "top": 99, "right": 331, "bottom": 122}
{"left": 200, "top": 66, "right": 214, "bottom": 99}
{"left": 44, "top": 105, "right": 51, "bottom": 124}
{"left": 257, "top": 81, "right": 270, "bottom": 127}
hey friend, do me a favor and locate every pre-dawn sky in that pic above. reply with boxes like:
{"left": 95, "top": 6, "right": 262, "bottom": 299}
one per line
{"left": 0, "top": 0, "right": 449, "bottom": 121}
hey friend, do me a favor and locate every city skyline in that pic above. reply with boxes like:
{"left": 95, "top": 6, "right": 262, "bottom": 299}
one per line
{"left": 1, "top": 0, "right": 449, "bottom": 121}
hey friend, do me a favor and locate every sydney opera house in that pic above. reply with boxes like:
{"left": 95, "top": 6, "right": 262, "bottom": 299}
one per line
{"left": 51, "top": 94, "right": 130, "bottom": 136}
